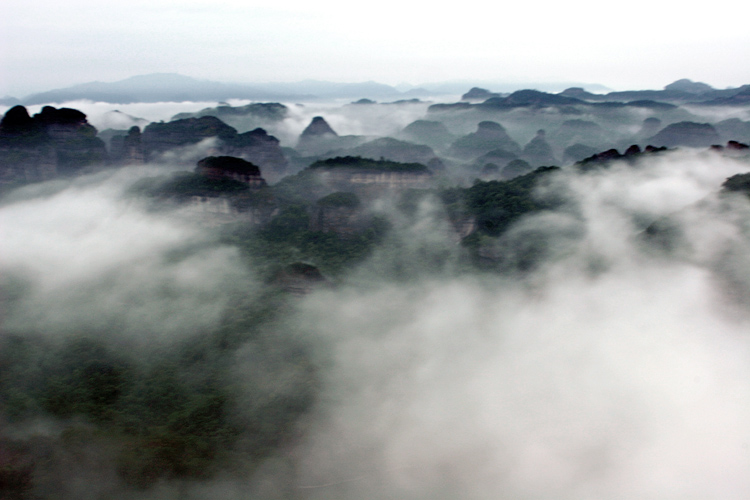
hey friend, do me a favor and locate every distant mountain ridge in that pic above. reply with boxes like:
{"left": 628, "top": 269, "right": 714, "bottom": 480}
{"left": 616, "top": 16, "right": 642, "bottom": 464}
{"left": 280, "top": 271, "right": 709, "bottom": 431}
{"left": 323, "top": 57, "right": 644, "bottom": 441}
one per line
{"left": 20, "top": 74, "right": 410, "bottom": 105}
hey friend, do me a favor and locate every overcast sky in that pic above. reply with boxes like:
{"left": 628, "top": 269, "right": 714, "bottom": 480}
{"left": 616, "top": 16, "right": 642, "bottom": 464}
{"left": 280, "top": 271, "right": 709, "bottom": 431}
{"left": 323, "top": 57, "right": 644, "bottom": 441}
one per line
{"left": 2, "top": 0, "right": 750, "bottom": 97}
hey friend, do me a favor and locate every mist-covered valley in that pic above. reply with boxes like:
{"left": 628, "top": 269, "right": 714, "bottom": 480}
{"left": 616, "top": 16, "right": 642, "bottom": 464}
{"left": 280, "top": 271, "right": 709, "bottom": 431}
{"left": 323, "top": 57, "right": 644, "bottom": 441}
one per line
{"left": 3, "top": 79, "right": 750, "bottom": 499}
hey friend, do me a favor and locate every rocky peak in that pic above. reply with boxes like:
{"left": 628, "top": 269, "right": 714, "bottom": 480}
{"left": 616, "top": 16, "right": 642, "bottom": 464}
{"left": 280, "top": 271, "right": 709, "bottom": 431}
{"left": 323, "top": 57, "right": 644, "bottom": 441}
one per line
{"left": 195, "top": 155, "right": 266, "bottom": 187}
{"left": 301, "top": 116, "right": 338, "bottom": 138}
{"left": 0, "top": 106, "right": 35, "bottom": 135}
{"left": 461, "top": 87, "right": 501, "bottom": 101}
{"left": 664, "top": 79, "right": 713, "bottom": 94}
{"left": 476, "top": 121, "right": 508, "bottom": 138}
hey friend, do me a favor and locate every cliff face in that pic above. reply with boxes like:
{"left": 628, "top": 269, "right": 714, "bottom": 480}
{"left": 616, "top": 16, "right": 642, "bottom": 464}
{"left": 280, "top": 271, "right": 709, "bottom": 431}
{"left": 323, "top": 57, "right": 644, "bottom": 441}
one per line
{"left": 224, "top": 128, "right": 288, "bottom": 182}
{"left": 109, "top": 126, "right": 145, "bottom": 165}
{"left": 0, "top": 105, "right": 107, "bottom": 184}
{"left": 195, "top": 156, "right": 266, "bottom": 187}
{"left": 307, "top": 157, "right": 433, "bottom": 199}
{"left": 296, "top": 116, "right": 343, "bottom": 156}
{"left": 310, "top": 191, "right": 363, "bottom": 235}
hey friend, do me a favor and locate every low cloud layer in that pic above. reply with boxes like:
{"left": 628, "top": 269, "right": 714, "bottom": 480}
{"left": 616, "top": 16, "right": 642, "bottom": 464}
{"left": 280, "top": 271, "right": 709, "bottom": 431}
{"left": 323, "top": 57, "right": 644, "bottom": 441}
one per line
{"left": 2, "top": 149, "right": 750, "bottom": 499}
{"left": 0, "top": 167, "right": 253, "bottom": 345}
{"left": 289, "top": 150, "right": 750, "bottom": 499}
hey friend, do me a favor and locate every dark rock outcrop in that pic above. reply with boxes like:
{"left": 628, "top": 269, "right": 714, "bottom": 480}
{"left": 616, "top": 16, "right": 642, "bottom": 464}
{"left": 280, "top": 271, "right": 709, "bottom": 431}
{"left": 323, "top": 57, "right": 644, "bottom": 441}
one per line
{"left": 142, "top": 116, "right": 235, "bottom": 157}
{"left": 306, "top": 156, "right": 433, "bottom": 198}
{"left": 300, "top": 116, "right": 337, "bottom": 139}
{"left": 296, "top": 116, "right": 343, "bottom": 155}
{"left": 576, "top": 145, "right": 669, "bottom": 170}
{"left": 0, "top": 105, "right": 106, "bottom": 184}
{"left": 709, "top": 141, "right": 750, "bottom": 158}
{"left": 141, "top": 116, "right": 288, "bottom": 178}
{"left": 225, "top": 128, "right": 288, "bottom": 181}
{"left": 195, "top": 156, "right": 266, "bottom": 187}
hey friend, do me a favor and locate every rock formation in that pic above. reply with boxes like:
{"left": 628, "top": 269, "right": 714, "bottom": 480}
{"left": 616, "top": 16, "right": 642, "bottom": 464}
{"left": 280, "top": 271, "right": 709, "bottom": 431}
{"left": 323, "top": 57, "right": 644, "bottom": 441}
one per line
{"left": 142, "top": 116, "right": 236, "bottom": 158}
{"left": 296, "top": 116, "right": 341, "bottom": 156}
{"left": 307, "top": 156, "right": 433, "bottom": 199}
{"left": 224, "top": 128, "right": 288, "bottom": 182}
{"left": 647, "top": 121, "right": 721, "bottom": 148}
{"left": 664, "top": 79, "right": 713, "bottom": 94}
{"left": 109, "top": 126, "right": 145, "bottom": 165}
{"left": 195, "top": 156, "right": 266, "bottom": 187}
{"left": 399, "top": 120, "right": 454, "bottom": 149}
{"left": 141, "top": 116, "right": 288, "bottom": 177}
{"left": 576, "top": 145, "right": 668, "bottom": 170}
{"left": 300, "top": 116, "right": 337, "bottom": 139}
{"left": 449, "top": 121, "right": 521, "bottom": 160}
{"left": 0, "top": 105, "right": 107, "bottom": 184}
{"left": 522, "top": 130, "right": 557, "bottom": 167}
{"left": 341, "top": 137, "right": 442, "bottom": 167}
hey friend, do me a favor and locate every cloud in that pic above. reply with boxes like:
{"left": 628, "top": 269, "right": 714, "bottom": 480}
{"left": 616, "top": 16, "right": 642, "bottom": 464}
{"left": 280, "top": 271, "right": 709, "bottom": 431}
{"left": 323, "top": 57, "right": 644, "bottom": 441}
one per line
{"left": 284, "top": 150, "right": 750, "bottom": 499}
{"left": 0, "top": 166, "right": 254, "bottom": 345}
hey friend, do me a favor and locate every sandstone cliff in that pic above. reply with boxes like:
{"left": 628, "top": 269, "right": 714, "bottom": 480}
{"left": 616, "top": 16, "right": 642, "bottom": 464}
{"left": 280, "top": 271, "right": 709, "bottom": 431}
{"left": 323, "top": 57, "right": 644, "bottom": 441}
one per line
{"left": 0, "top": 105, "right": 106, "bottom": 185}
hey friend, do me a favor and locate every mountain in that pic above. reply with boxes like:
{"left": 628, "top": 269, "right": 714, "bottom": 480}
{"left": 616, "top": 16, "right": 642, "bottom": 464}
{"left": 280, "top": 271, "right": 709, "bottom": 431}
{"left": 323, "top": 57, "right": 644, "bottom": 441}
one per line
{"left": 22, "top": 74, "right": 307, "bottom": 105}
{"left": 20, "top": 74, "right": 406, "bottom": 105}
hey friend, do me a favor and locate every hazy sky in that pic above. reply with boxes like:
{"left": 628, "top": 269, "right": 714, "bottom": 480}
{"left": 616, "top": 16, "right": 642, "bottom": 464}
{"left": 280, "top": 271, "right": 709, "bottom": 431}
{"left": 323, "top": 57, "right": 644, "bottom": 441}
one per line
{"left": 2, "top": 0, "right": 750, "bottom": 97}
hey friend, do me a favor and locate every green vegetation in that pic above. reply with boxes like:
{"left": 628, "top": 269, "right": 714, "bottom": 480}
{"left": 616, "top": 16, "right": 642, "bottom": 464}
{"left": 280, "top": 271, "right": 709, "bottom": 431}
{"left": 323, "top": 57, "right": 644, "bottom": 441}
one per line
{"left": 223, "top": 204, "right": 389, "bottom": 276}
{"left": 460, "top": 166, "right": 561, "bottom": 236}
{"left": 0, "top": 286, "right": 317, "bottom": 489}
